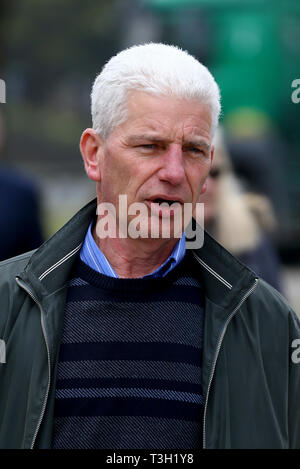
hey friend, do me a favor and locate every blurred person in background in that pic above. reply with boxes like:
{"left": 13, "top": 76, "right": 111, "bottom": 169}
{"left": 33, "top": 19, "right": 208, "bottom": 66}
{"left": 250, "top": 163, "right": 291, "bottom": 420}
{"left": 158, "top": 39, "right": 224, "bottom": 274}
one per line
{"left": 225, "top": 109, "right": 290, "bottom": 229}
{"left": 200, "top": 127, "right": 282, "bottom": 292}
{"left": 0, "top": 112, "right": 44, "bottom": 260}
{"left": 0, "top": 44, "right": 299, "bottom": 450}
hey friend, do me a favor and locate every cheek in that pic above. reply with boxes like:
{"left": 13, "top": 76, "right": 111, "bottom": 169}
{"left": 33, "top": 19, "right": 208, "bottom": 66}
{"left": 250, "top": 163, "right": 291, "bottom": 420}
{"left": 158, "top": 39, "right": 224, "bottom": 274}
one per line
{"left": 104, "top": 149, "right": 127, "bottom": 183}
{"left": 189, "top": 163, "right": 211, "bottom": 192}
{"left": 205, "top": 177, "right": 215, "bottom": 193}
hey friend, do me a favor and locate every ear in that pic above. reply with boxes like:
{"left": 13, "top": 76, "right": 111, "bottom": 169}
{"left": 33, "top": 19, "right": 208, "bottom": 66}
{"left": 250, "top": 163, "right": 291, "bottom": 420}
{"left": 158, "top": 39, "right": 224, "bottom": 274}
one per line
{"left": 200, "top": 144, "right": 214, "bottom": 195}
{"left": 210, "top": 144, "right": 214, "bottom": 165}
{"left": 80, "top": 128, "right": 103, "bottom": 182}
{"left": 200, "top": 181, "right": 207, "bottom": 195}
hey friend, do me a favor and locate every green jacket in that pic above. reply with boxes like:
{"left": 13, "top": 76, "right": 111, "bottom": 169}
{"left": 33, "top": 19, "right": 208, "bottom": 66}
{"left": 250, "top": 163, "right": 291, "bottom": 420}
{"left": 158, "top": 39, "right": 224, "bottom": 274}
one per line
{"left": 0, "top": 199, "right": 299, "bottom": 449}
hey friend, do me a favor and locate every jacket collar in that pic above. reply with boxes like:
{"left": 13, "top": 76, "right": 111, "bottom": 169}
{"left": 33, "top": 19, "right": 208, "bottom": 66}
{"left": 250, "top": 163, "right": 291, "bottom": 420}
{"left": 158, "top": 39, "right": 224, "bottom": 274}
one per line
{"left": 192, "top": 230, "right": 257, "bottom": 313}
{"left": 19, "top": 198, "right": 257, "bottom": 310}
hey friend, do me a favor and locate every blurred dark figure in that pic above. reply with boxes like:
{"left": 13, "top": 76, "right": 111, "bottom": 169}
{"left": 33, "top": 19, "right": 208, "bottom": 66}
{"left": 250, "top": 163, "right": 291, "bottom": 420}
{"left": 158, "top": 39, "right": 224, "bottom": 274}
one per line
{"left": 225, "top": 110, "right": 290, "bottom": 229}
{"left": 200, "top": 127, "right": 282, "bottom": 292}
{"left": 0, "top": 112, "right": 43, "bottom": 261}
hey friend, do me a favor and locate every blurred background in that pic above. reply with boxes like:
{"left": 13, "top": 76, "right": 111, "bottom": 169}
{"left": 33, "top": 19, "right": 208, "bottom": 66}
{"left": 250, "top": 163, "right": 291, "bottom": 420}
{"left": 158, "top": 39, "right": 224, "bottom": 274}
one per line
{"left": 0, "top": 0, "right": 299, "bottom": 312}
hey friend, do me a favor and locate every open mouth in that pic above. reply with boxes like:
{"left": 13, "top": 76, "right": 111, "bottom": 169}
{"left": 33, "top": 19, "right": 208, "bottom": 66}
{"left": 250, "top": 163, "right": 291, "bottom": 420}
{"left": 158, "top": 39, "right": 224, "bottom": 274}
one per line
{"left": 151, "top": 198, "right": 181, "bottom": 206}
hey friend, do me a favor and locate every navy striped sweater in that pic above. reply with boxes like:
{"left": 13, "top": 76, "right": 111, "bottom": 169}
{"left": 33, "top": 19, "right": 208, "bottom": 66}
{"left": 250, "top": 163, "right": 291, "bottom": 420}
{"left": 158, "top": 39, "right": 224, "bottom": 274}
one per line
{"left": 52, "top": 252, "right": 205, "bottom": 449}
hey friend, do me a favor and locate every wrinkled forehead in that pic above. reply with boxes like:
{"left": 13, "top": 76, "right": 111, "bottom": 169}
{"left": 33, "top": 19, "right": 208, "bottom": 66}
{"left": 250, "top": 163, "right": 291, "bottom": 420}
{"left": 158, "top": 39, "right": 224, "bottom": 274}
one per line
{"left": 121, "top": 90, "right": 213, "bottom": 141}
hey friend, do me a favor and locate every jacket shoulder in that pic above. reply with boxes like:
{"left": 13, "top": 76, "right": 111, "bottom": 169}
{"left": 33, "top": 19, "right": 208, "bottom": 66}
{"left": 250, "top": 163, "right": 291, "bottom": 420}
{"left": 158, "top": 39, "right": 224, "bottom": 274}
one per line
{"left": 0, "top": 250, "right": 35, "bottom": 278}
{"left": 0, "top": 250, "right": 36, "bottom": 336}
{"left": 247, "top": 277, "right": 300, "bottom": 327}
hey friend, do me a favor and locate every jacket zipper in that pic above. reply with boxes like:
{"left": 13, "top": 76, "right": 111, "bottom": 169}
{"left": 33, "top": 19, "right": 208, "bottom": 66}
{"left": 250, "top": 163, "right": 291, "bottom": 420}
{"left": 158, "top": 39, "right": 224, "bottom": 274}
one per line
{"left": 202, "top": 278, "right": 258, "bottom": 448}
{"left": 15, "top": 277, "right": 51, "bottom": 449}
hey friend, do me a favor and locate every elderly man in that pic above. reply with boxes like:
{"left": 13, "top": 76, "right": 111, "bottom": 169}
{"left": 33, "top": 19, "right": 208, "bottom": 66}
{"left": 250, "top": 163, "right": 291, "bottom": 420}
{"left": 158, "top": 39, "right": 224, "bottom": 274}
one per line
{"left": 0, "top": 43, "right": 299, "bottom": 450}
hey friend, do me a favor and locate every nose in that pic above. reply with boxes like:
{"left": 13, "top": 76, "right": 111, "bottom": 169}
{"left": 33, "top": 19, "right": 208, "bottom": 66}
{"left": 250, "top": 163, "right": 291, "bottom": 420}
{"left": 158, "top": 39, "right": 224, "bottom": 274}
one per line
{"left": 157, "top": 144, "right": 185, "bottom": 186}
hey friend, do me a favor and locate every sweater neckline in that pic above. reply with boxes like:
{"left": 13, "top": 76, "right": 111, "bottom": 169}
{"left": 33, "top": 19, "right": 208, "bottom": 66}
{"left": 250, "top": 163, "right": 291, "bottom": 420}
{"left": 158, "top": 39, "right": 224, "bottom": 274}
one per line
{"left": 73, "top": 251, "right": 194, "bottom": 292}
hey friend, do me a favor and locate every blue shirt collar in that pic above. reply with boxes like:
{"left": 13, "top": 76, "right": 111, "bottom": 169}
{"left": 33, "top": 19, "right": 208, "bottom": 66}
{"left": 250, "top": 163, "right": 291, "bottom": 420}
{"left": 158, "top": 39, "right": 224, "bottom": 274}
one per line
{"left": 80, "top": 220, "right": 186, "bottom": 278}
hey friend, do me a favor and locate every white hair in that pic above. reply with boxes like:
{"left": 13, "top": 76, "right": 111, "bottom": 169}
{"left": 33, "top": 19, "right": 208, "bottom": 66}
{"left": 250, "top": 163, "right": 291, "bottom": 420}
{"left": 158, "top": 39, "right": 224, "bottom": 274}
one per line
{"left": 91, "top": 42, "right": 221, "bottom": 139}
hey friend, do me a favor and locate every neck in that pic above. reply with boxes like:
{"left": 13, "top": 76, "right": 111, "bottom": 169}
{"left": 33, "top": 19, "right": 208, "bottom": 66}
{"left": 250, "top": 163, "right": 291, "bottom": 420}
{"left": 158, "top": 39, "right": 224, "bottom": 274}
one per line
{"left": 92, "top": 224, "right": 178, "bottom": 278}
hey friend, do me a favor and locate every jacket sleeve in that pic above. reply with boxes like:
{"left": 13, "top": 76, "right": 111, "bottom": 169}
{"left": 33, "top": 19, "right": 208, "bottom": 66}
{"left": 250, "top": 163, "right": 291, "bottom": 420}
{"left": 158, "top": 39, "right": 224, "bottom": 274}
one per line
{"left": 288, "top": 308, "right": 300, "bottom": 448}
{"left": 0, "top": 254, "right": 33, "bottom": 340}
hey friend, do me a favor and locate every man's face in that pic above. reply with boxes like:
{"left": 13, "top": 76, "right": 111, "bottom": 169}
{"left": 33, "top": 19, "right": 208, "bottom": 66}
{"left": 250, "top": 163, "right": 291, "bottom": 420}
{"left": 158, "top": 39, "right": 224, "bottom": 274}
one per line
{"left": 92, "top": 90, "right": 213, "bottom": 237}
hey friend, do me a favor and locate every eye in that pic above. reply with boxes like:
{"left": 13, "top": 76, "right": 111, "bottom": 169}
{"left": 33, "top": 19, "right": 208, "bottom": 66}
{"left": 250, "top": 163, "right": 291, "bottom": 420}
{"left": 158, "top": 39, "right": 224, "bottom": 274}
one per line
{"left": 190, "top": 147, "right": 201, "bottom": 153}
{"left": 186, "top": 147, "right": 204, "bottom": 155}
{"left": 140, "top": 144, "right": 157, "bottom": 150}
{"left": 137, "top": 143, "right": 159, "bottom": 153}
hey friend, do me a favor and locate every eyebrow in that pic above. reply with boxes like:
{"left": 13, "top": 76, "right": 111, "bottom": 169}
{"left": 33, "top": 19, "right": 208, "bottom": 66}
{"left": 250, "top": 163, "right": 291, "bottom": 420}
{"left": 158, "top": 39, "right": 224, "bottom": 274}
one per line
{"left": 127, "top": 134, "right": 166, "bottom": 144}
{"left": 127, "top": 134, "right": 211, "bottom": 151}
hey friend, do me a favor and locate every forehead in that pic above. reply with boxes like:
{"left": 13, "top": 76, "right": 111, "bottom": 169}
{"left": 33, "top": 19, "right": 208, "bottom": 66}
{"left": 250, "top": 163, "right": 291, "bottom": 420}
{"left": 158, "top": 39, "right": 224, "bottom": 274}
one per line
{"left": 119, "top": 90, "right": 212, "bottom": 141}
